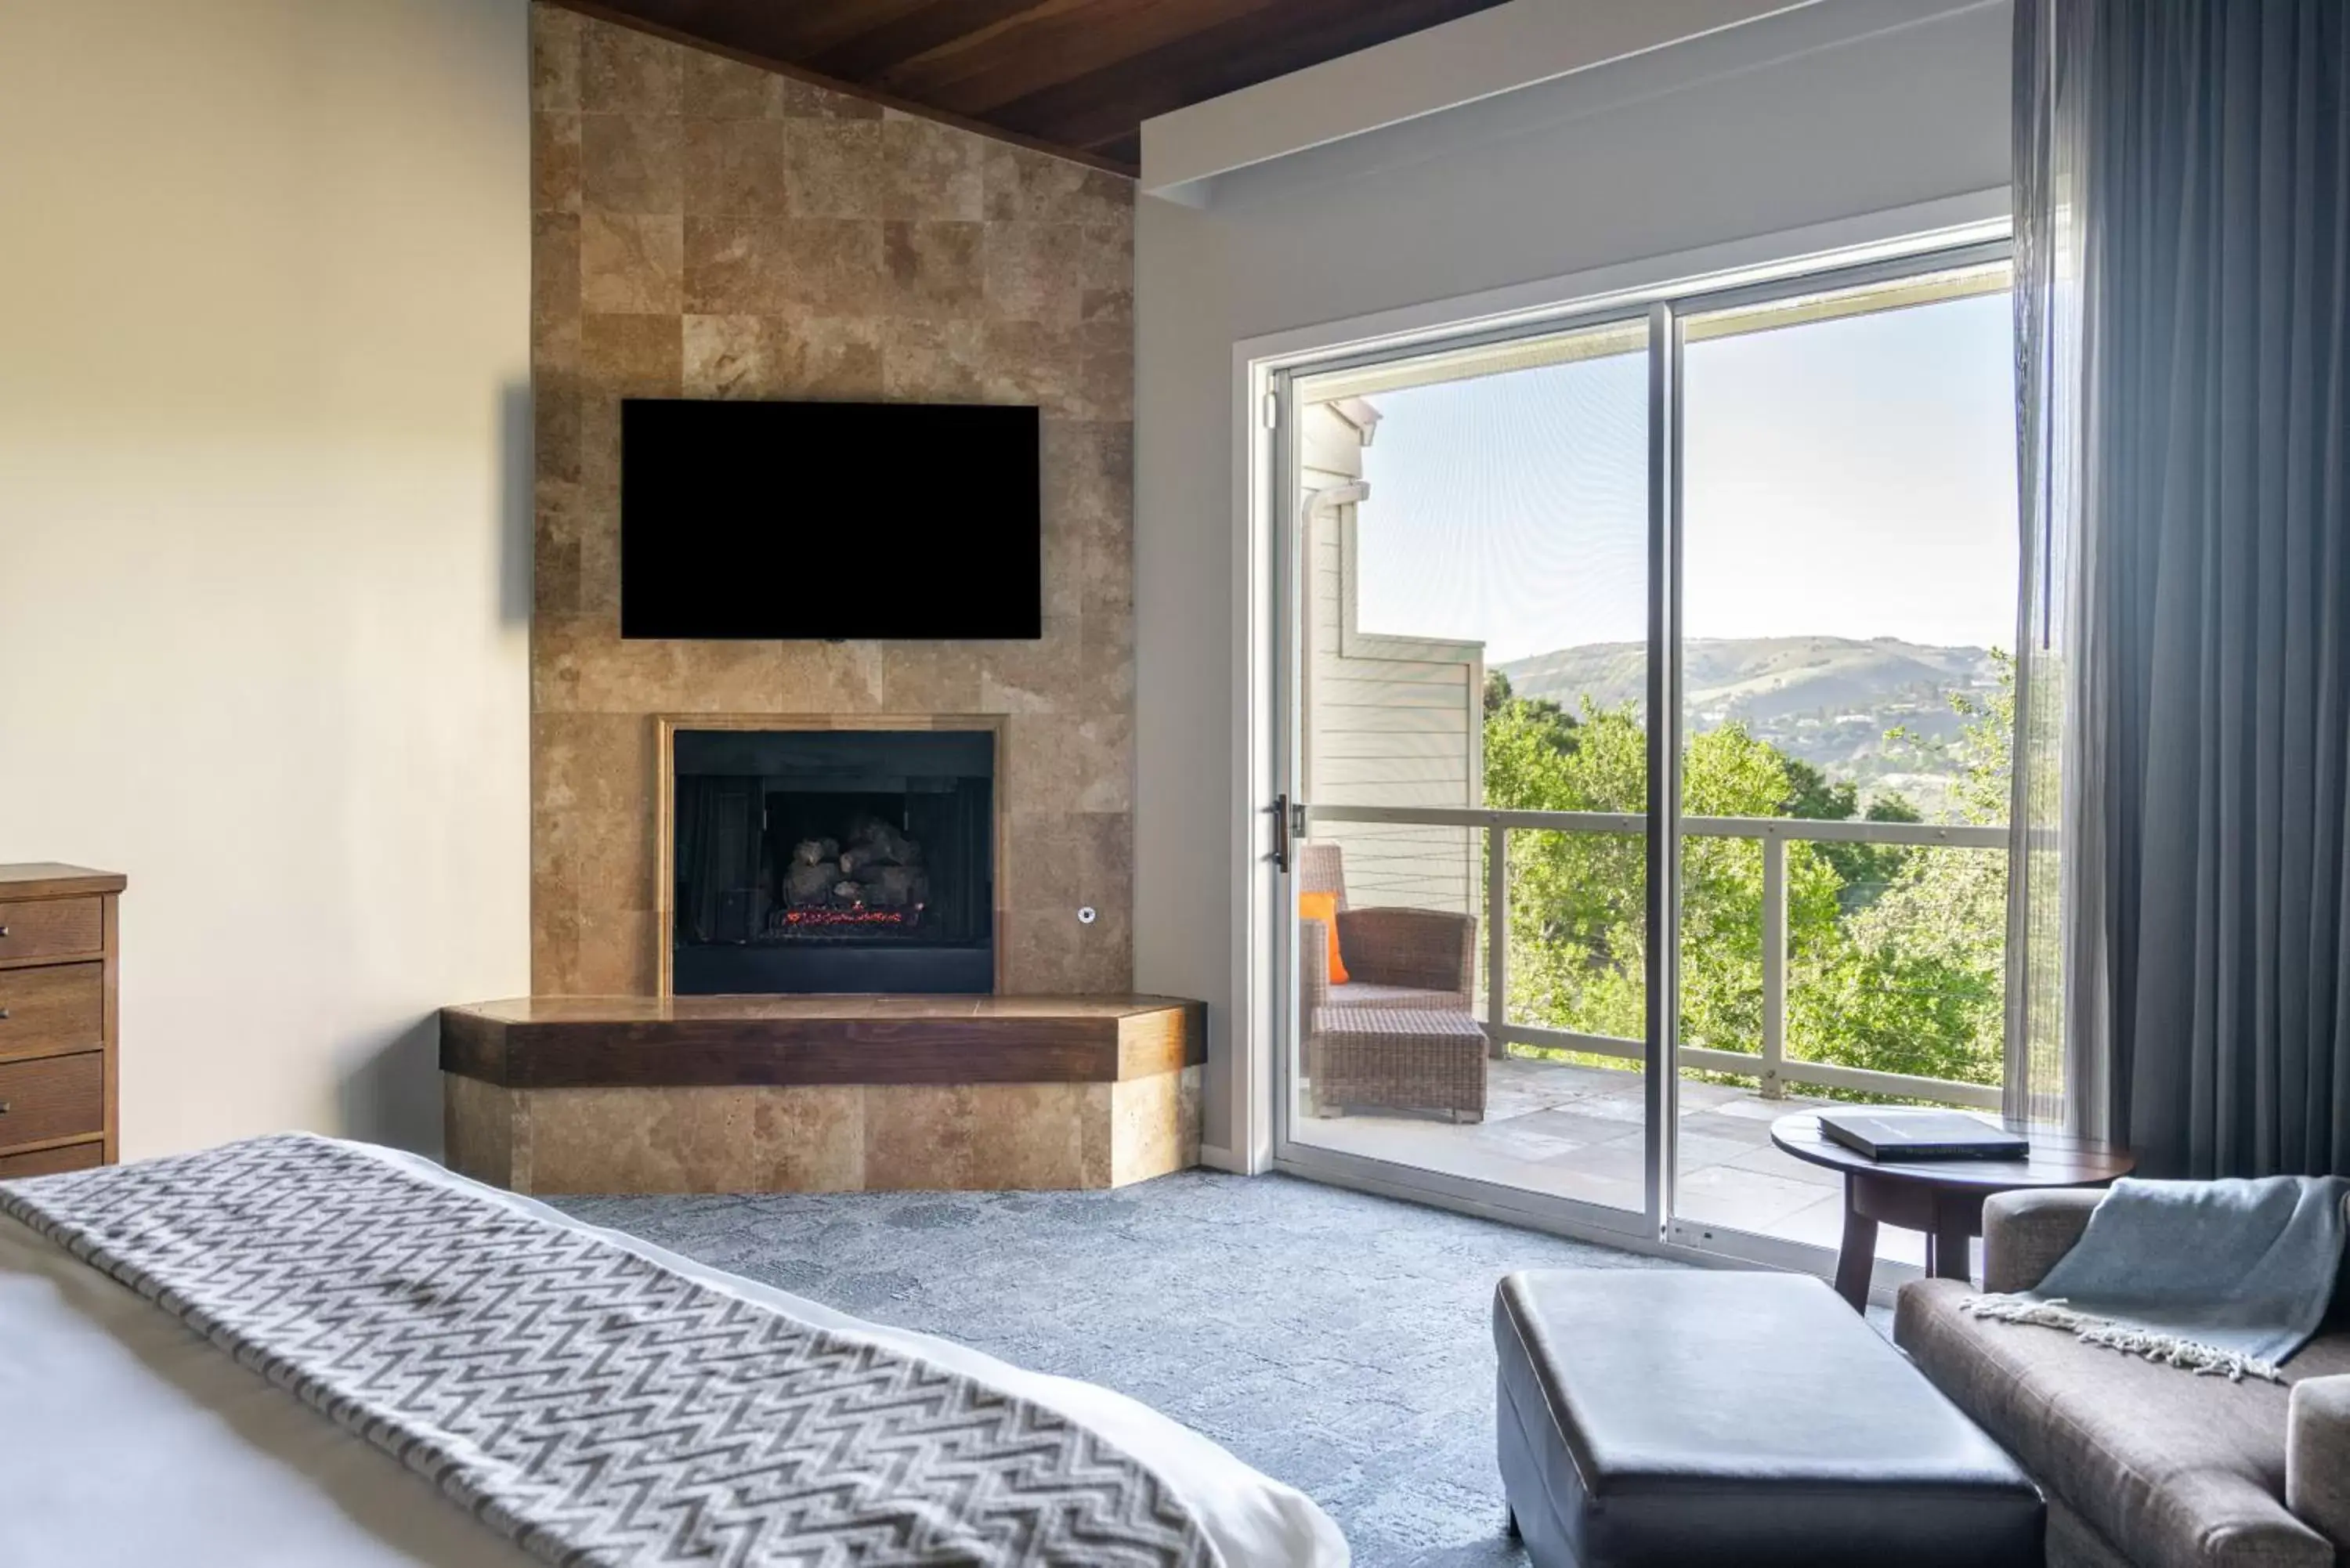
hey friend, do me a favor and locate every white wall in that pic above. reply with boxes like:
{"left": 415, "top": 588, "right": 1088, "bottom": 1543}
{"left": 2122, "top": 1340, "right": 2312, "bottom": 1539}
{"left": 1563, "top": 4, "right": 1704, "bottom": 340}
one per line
{"left": 1133, "top": 0, "right": 2012, "bottom": 1162}
{"left": 0, "top": 0, "right": 532, "bottom": 1158}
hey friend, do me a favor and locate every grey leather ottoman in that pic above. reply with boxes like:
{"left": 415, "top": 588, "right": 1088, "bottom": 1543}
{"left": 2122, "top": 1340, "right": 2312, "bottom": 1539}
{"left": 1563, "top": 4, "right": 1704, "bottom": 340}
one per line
{"left": 1494, "top": 1270, "right": 2042, "bottom": 1567}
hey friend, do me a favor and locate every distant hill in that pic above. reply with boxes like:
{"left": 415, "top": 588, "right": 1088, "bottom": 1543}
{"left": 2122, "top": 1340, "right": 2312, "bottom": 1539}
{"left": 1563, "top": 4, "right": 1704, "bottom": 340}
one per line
{"left": 1495, "top": 636, "right": 2002, "bottom": 811}
{"left": 1499, "top": 636, "right": 1994, "bottom": 721}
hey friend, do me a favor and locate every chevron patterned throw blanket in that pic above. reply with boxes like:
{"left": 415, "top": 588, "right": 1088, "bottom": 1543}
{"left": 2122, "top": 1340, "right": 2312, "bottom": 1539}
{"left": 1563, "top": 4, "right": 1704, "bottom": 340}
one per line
{"left": 0, "top": 1134, "right": 1220, "bottom": 1568}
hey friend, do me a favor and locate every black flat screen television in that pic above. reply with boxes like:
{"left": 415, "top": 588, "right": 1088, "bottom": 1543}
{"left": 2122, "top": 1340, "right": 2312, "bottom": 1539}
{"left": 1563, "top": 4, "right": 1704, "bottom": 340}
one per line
{"left": 620, "top": 399, "right": 1042, "bottom": 640}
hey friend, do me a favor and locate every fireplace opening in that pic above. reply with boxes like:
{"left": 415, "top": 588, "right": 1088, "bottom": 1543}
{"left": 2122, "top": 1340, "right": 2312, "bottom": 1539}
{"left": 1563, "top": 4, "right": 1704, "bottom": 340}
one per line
{"left": 671, "top": 728, "right": 994, "bottom": 995}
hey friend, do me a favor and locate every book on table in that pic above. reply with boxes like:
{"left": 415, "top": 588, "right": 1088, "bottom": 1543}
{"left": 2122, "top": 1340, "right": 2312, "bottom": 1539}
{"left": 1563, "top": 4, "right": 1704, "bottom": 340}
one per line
{"left": 1815, "top": 1108, "right": 2028, "bottom": 1162}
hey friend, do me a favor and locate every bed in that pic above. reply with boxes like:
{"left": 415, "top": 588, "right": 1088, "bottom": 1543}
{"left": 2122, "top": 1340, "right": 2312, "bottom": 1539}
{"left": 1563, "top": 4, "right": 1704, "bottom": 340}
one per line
{"left": 0, "top": 1136, "right": 1347, "bottom": 1567}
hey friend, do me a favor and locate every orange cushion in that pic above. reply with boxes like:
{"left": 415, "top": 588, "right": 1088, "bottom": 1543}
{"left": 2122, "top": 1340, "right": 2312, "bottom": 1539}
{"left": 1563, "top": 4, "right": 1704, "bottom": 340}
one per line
{"left": 1297, "top": 891, "right": 1349, "bottom": 984}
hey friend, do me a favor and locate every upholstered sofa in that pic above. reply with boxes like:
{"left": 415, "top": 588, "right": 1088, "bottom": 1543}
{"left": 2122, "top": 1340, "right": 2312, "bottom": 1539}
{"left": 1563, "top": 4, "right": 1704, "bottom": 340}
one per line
{"left": 1896, "top": 1188, "right": 2350, "bottom": 1568}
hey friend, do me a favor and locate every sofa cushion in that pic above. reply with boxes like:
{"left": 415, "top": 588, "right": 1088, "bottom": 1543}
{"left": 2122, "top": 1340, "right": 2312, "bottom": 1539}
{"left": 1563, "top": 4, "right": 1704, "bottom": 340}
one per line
{"left": 1897, "top": 1278, "right": 2350, "bottom": 1568}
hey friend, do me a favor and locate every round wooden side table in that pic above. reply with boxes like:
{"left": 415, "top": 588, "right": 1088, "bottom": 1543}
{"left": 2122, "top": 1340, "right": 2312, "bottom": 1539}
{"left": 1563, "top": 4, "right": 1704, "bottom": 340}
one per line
{"left": 1769, "top": 1111, "right": 2135, "bottom": 1310}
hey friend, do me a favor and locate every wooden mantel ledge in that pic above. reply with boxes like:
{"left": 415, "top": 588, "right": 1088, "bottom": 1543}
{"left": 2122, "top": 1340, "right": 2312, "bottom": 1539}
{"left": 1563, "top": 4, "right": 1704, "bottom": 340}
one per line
{"left": 439, "top": 994, "right": 1206, "bottom": 1090}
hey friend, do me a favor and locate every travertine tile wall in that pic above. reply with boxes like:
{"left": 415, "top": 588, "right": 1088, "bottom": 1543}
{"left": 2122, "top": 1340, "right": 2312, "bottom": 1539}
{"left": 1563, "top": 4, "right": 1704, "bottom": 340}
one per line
{"left": 530, "top": 5, "right": 1135, "bottom": 997}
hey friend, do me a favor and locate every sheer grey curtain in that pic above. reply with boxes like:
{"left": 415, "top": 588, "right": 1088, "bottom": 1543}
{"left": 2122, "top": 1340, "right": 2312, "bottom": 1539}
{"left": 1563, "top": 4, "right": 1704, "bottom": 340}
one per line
{"left": 2009, "top": 0, "right": 2097, "bottom": 1137}
{"left": 2013, "top": 0, "right": 2350, "bottom": 1176}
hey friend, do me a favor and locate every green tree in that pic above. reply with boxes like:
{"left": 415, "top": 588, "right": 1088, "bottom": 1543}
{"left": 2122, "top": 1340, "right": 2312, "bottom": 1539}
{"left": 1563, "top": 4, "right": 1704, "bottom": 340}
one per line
{"left": 1484, "top": 693, "right": 1840, "bottom": 1059}
{"left": 1780, "top": 757, "right": 1920, "bottom": 907}
{"left": 1482, "top": 658, "right": 2013, "bottom": 1098}
{"left": 1785, "top": 656, "right": 2012, "bottom": 1089}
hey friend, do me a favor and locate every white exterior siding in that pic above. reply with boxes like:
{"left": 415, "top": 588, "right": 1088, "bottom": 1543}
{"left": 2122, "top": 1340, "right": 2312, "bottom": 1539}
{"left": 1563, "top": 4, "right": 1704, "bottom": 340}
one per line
{"left": 1299, "top": 402, "right": 1481, "bottom": 915}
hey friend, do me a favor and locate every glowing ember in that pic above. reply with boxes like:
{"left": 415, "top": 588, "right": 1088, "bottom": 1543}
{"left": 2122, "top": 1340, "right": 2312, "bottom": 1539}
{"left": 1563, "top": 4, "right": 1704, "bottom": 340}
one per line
{"left": 781, "top": 905, "right": 921, "bottom": 929}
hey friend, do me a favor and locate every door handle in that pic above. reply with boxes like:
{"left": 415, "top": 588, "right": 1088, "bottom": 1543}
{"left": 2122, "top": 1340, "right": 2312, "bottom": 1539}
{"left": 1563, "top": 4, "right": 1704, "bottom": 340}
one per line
{"left": 1271, "top": 796, "right": 1310, "bottom": 873}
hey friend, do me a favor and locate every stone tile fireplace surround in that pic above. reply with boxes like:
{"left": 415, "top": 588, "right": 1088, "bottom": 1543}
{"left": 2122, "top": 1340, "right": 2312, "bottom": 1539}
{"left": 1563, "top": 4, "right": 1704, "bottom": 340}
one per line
{"left": 529, "top": 5, "right": 1136, "bottom": 1003}
{"left": 487, "top": 9, "right": 1165, "bottom": 1194}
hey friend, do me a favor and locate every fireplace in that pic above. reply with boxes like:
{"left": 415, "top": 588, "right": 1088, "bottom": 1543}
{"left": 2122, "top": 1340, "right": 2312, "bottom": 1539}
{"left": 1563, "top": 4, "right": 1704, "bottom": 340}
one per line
{"left": 667, "top": 727, "right": 995, "bottom": 995}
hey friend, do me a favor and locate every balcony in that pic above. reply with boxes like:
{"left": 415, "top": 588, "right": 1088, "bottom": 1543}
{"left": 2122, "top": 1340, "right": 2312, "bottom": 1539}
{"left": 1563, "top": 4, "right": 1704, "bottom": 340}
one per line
{"left": 1282, "top": 253, "right": 2022, "bottom": 1274}
{"left": 1296, "top": 806, "right": 2010, "bottom": 1265}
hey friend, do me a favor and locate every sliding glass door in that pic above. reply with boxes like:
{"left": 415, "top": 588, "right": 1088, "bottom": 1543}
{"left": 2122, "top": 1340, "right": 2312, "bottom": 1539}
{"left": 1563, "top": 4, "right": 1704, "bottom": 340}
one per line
{"left": 1277, "top": 316, "right": 1661, "bottom": 1235}
{"left": 1666, "top": 261, "right": 2019, "bottom": 1271}
{"left": 1271, "top": 241, "right": 2020, "bottom": 1281}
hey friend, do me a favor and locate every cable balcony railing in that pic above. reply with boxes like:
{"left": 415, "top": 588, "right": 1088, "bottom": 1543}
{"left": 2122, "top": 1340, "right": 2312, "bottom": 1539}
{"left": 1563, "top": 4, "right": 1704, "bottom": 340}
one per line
{"left": 1304, "top": 803, "right": 2009, "bottom": 1112}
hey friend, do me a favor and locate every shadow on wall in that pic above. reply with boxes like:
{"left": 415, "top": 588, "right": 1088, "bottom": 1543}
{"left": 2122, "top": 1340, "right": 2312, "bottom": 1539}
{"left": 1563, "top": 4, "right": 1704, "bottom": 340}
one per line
{"left": 501, "top": 381, "right": 533, "bottom": 627}
{"left": 339, "top": 1014, "right": 444, "bottom": 1157}
{"left": 334, "top": 379, "right": 534, "bottom": 1159}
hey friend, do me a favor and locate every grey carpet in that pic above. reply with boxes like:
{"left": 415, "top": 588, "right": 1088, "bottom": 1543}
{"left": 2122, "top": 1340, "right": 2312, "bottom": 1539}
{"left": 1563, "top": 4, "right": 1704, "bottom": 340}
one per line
{"left": 553, "top": 1172, "right": 1677, "bottom": 1566}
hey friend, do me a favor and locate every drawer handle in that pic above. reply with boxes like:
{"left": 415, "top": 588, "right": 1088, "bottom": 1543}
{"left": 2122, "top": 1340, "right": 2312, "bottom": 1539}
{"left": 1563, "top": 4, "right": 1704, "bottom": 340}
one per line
{"left": 0, "top": 1009, "right": 9, "bottom": 1021}
{"left": 0, "top": 1102, "right": 9, "bottom": 1115}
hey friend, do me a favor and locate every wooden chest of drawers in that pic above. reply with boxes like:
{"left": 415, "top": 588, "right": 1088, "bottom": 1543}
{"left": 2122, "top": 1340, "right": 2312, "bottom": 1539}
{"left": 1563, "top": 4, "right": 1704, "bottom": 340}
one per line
{"left": 0, "top": 865, "right": 121, "bottom": 1174}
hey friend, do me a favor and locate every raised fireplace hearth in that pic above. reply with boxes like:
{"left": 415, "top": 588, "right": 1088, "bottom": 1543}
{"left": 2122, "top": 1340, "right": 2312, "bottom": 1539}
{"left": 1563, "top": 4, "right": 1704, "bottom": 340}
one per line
{"left": 663, "top": 724, "right": 998, "bottom": 995}
{"left": 440, "top": 994, "right": 1204, "bottom": 1193}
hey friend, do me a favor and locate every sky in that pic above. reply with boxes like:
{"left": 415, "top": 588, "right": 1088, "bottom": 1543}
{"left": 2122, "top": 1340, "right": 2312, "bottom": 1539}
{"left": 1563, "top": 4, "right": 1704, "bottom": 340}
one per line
{"left": 1350, "top": 291, "right": 2020, "bottom": 665}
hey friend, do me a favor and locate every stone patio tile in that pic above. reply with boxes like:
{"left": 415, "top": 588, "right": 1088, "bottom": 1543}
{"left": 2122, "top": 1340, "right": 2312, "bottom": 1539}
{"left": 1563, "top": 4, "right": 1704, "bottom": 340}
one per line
{"left": 1502, "top": 1108, "right": 1647, "bottom": 1148}
{"left": 1719, "top": 1141, "right": 1842, "bottom": 1187}
{"left": 1675, "top": 1162, "right": 1831, "bottom": 1231}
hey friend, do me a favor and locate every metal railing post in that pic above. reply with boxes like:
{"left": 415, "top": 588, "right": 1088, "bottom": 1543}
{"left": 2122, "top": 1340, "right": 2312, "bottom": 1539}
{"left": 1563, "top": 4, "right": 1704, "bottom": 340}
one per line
{"left": 1760, "top": 833, "right": 1787, "bottom": 1099}
{"left": 1485, "top": 826, "right": 1509, "bottom": 1060}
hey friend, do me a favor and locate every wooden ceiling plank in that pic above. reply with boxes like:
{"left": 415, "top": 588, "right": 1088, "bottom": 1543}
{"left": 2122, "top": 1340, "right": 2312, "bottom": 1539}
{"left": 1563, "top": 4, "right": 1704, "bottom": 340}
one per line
{"left": 804, "top": 0, "right": 1054, "bottom": 82}
{"left": 880, "top": 0, "right": 1282, "bottom": 116}
{"left": 870, "top": 0, "right": 1101, "bottom": 97}
{"left": 721, "top": 0, "right": 938, "bottom": 60}
{"left": 586, "top": 0, "right": 938, "bottom": 63}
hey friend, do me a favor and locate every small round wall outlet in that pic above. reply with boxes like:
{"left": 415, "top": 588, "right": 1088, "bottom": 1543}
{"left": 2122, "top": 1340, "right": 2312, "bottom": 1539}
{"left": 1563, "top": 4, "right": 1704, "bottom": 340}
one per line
{"left": 1077, "top": 905, "right": 1098, "bottom": 925}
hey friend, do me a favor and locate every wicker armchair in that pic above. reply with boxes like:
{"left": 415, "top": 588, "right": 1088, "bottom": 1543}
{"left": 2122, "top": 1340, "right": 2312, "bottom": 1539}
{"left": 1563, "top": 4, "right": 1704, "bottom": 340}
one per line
{"left": 1296, "top": 909, "right": 1479, "bottom": 1020}
{"left": 1296, "top": 844, "right": 1477, "bottom": 1010}
{"left": 1296, "top": 843, "right": 1485, "bottom": 1122}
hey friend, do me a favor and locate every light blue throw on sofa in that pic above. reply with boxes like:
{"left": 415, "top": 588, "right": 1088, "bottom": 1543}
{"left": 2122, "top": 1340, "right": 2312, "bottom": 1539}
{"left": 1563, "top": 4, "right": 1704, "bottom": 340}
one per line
{"left": 1964, "top": 1176, "right": 2350, "bottom": 1381}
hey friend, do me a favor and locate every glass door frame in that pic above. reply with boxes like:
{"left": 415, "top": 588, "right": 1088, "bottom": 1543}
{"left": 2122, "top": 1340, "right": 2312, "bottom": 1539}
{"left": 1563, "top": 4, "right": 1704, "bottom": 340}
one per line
{"left": 1265, "top": 233, "right": 2016, "bottom": 1277}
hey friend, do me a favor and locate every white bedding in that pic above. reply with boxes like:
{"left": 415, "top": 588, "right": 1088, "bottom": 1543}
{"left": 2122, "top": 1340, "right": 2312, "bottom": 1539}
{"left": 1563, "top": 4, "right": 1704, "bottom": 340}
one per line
{"left": 0, "top": 1147, "right": 1346, "bottom": 1567}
